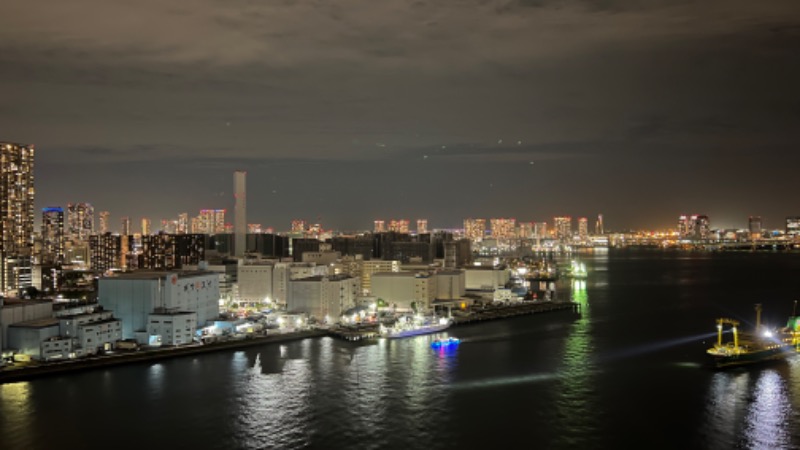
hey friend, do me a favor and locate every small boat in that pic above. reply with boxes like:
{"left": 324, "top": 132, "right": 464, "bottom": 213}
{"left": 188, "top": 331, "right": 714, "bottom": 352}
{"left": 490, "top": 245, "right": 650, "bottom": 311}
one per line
{"left": 431, "top": 337, "right": 460, "bottom": 348}
{"left": 707, "top": 303, "right": 798, "bottom": 369}
{"left": 568, "top": 260, "right": 587, "bottom": 279}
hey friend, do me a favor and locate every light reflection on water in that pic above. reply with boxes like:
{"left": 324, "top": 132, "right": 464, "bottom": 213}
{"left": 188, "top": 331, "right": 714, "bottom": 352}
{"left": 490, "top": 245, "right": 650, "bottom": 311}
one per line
{"left": 702, "top": 366, "right": 797, "bottom": 450}
{"left": 223, "top": 335, "right": 457, "bottom": 450}
{"left": 6, "top": 252, "right": 800, "bottom": 449}
{"left": 0, "top": 382, "right": 32, "bottom": 441}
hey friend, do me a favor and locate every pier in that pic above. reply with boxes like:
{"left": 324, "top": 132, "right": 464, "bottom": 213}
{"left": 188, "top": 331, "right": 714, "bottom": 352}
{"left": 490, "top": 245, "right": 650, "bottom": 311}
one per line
{"left": 452, "top": 301, "right": 580, "bottom": 325}
{"left": 327, "top": 325, "right": 381, "bottom": 342}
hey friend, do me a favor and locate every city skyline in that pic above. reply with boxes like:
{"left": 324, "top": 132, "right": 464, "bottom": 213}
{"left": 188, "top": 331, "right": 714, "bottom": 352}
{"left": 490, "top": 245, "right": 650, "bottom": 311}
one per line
{"left": 4, "top": 1, "right": 800, "bottom": 231}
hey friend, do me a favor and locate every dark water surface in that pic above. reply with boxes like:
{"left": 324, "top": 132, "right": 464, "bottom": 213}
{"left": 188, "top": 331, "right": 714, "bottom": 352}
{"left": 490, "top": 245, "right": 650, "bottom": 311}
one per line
{"left": 4, "top": 250, "right": 800, "bottom": 450}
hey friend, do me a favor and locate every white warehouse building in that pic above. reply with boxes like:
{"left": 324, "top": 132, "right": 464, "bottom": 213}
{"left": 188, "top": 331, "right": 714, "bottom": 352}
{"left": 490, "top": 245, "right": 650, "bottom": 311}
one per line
{"left": 288, "top": 274, "right": 359, "bottom": 323}
{"left": 371, "top": 272, "right": 437, "bottom": 312}
{"left": 98, "top": 271, "right": 219, "bottom": 341}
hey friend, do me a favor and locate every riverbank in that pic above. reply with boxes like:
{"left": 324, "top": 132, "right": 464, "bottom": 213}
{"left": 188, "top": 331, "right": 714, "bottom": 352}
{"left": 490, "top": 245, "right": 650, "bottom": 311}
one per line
{"left": 0, "top": 329, "right": 326, "bottom": 384}
{"left": 1, "top": 301, "right": 581, "bottom": 384}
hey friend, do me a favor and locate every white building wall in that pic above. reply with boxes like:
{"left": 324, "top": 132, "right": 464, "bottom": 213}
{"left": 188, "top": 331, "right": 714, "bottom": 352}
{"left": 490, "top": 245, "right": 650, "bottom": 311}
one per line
{"left": 148, "top": 312, "right": 196, "bottom": 346}
{"left": 41, "top": 337, "right": 74, "bottom": 361}
{"left": 77, "top": 319, "right": 122, "bottom": 354}
{"left": 98, "top": 278, "right": 158, "bottom": 339}
{"left": 99, "top": 272, "right": 219, "bottom": 340}
{"left": 7, "top": 324, "right": 60, "bottom": 358}
{"left": 372, "top": 273, "right": 435, "bottom": 311}
{"left": 435, "top": 271, "right": 466, "bottom": 300}
{"left": 360, "top": 260, "right": 400, "bottom": 294}
{"left": 301, "top": 251, "right": 341, "bottom": 265}
{"left": 1, "top": 300, "right": 54, "bottom": 351}
{"left": 464, "top": 268, "right": 510, "bottom": 290}
{"left": 237, "top": 264, "right": 274, "bottom": 303}
{"left": 288, "top": 276, "right": 359, "bottom": 322}
{"left": 163, "top": 273, "right": 219, "bottom": 327}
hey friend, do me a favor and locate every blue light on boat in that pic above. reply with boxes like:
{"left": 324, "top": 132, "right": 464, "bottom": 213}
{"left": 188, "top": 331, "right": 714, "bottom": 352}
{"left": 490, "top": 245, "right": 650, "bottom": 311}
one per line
{"left": 431, "top": 337, "right": 460, "bottom": 348}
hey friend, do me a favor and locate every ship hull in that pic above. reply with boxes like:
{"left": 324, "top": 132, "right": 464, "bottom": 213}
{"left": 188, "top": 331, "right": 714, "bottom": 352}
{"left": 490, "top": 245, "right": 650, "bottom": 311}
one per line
{"left": 384, "top": 323, "right": 450, "bottom": 339}
{"left": 708, "top": 345, "right": 796, "bottom": 369}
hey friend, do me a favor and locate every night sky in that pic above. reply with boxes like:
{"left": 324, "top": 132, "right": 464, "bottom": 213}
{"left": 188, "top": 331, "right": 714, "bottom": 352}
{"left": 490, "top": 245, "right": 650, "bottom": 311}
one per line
{"left": 4, "top": 1, "right": 800, "bottom": 232}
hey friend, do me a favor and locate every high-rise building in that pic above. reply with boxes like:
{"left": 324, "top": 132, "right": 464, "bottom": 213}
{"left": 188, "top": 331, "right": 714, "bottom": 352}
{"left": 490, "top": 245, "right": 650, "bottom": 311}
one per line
{"left": 197, "top": 209, "right": 225, "bottom": 234}
{"left": 308, "top": 223, "right": 321, "bottom": 238}
{"left": 678, "top": 215, "right": 691, "bottom": 237}
{"left": 534, "top": 222, "right": 547, "bottom": 239}
{"left": 553, "top": 217, "right": 572, "bottom": 240}
{"left": 292, "top": 220, "right": 307, "bottom": 234}
{"left": 748, "top": 216, "right": 762, "bottom": 239}
{"left": 786, "top": 217, "right": 800, "bottom": 237}
{"left": 121, "top": 216, "right": 131, "bottom": 236}
{"left": 693, "top": 215, "right": 710, "bottom": 240}
{"left": 141, "top": 217, "right": 151, "bottom": 235}
{"left": 1, "top": 142, "right": 35, "bottom": 294}
{"left": 595, "top": 214, "right": 604, "bottom": 235}
{"left": 417, "top": 219, "right": 428, "bottom": 235}
{"left": 67, "top": 202, "right": 94, "bottom": 241}
{"left": 464, "top": 218, "right": 486, "bottom": 242}
{"left": 139, "top": 234, "right": 206, "bottom": 270}
{"left": 177, "top": 213, "right": 189, "bottom": 234}
{"left": 490, "top": 218, "right": 516, "bottom": 239}
{"left": 89, "top": 233, "right": 132, "bottom": 273}
{"left": 518, "top": 222, "right": 533, "bottom": 239}
{"left": 374, "top": 220, "right": 385, "bottom": 233}
{"left": 388, "top": 219, "right": 410, "bottom": 233}
{"left": 99, "top": 211, "right": 110, "bottom": 234}
{"left": 234, "top": 170, "right": 246, "bottom": 257}
{"left": 41, "top": 207, "right": 65, "bottom": 264}
{"left": 578, "top": 217, "right": 589, "bottom": 241}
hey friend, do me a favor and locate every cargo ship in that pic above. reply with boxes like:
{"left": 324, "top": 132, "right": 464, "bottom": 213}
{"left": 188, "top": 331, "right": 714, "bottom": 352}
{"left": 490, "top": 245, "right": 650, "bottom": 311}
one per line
{"left": 707, "top": 303, "right": 799, "bottom": 369}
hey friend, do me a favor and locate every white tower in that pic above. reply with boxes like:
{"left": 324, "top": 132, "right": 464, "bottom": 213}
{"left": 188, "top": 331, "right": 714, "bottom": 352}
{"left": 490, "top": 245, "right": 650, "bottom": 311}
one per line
{"left": 234, "top": 171, "right": 246, "bottom": 257}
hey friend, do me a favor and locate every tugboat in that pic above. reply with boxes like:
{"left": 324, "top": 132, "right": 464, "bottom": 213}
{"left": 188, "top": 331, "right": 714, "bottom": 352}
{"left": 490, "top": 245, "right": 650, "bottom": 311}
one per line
{"left": 431, "top": 337, "right": 460, "bottom": 349}
{"left": 707, "top": 303, "right": 798, "bottom": 369}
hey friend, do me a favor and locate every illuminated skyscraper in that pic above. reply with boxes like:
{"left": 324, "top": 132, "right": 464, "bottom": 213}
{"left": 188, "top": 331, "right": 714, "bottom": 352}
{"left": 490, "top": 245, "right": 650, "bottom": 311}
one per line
{"left": 99, "top": 211, "right": 110, "bottom": 234}
{"left": 177, "top": 213, "right": 189, "bottom": 234}
{"left": 518, "top": 222, "right": 533, "bottom": 239}
{"left": 785, "top": 217, "right": 800, "bottom": 237}
{"left": 464, "top": 218, "right": 486, "bottom": 242}
{"left": 67, "top": 202, "right": 94, "bottom": 241}
{"left": 534, "top": 222, "right": 547, "bottom": 239}
{"left": 578, "top": 217, "right": 588, "bottom": 241}
{"left": 417, "top": 219, "right": 428, "bottom": 235}
{"left": 748, "top": 216, "right": 762, "bottom": 239}
{"left": 490, "top": 218, "right": 516, "bottom": 239}
{"left": 692, "top": 215, "right": 710, "bottom": 240}
{"left": 678, "top": 215, "right": 691, "bottom": 237}
{"left": 42, "top": 207, "right": 65, "bottom": 264}
{"left": 121, "top": 216, "right": 131, "bottom": 236}
{"left": 197, "top": 209, "right": 226, "bottom": 234}
{"left": 141, "top": 217, "right": 151, "bottom": 235}
{"left": 553, "top": 217, "right": 572, "bottom": 240}
{"left": 234, "top": 170, "right": 246, "bottom": 257}
{"left": 374, "top": 220, "right": 385, "bottom": 233}
{"left": 1, "top": 142, "right": 35, "bottom": 294}
{"left": 308, "top": 223, "right": 321, "bottom": 238}
{"left": 595, "top": 214, "right": 604, "bottom": 235}
{"left": 292, "top": 220, "right": 307, "bottom": 234}
{"left": 389, "top": 219, "right": 410, "bottom": 233}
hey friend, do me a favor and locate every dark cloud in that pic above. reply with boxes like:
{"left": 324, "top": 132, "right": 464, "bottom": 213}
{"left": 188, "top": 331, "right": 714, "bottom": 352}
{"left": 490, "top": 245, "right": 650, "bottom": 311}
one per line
{"left": 3, "top": 0, "right": 800, "bottom": 229}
